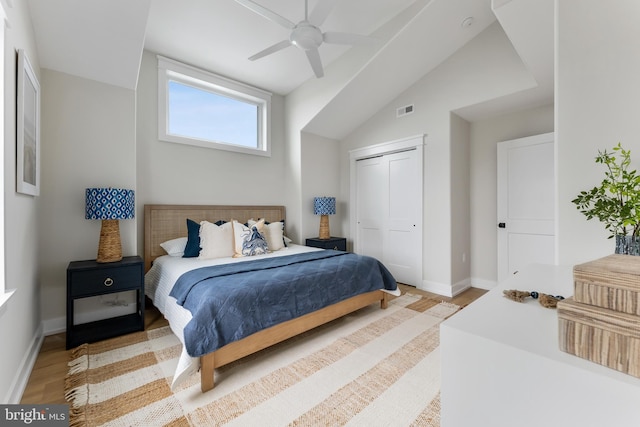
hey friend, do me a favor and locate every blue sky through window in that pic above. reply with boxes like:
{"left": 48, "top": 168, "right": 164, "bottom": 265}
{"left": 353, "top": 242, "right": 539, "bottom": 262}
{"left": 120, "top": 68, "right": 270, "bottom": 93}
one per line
{"left": 168, "top": 81, "right": 258, "bottom": 148}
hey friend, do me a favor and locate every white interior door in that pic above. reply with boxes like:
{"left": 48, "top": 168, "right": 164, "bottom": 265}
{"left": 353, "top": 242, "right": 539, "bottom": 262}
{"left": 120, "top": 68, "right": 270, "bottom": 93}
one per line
{"left": 356, "top": 156, "right": 384, "bottom": 261}
{"left": 385, "top": 150, "right": 421, "bottom": 285}
{"left": 497, "top": 132, "right": 555, "bottom": 283}
{"left": 354, "top": 141, "right": 422, "bottom": 287}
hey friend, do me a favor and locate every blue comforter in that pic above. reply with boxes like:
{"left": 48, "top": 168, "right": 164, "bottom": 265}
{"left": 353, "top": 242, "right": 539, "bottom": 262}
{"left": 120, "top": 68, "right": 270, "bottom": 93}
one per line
{"left": 170, "top": 250, "right": 397, "bottom": 357}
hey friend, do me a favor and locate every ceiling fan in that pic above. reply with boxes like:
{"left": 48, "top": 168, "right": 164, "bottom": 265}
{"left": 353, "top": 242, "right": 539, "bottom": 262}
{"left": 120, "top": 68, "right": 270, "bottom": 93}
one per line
{"left": 234, "top": 0, "right": 374, "bottom": 78}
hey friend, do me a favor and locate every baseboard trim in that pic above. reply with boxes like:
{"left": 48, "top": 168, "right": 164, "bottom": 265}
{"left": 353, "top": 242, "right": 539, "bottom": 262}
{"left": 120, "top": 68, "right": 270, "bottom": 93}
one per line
{"left": 5, "top": 323, "right": 44, "bottom": 404}
{"left": 43, "top": 315, "right": 66, "bottom": 336}
{"left": 471, "top": 277, "right": 498, "bottom": 290}
{"left": 419, "top": 277, "right": 485, "bottom": 297}
{"left": 419, "top": 280, "right": 455, "bottom": 297}
{"left": 451, "top": 278, "right": 472, "bottom": 297}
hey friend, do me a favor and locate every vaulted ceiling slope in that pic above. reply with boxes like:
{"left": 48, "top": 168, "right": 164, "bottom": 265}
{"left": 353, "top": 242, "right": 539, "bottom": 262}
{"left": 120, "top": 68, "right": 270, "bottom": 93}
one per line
{"left": 26, "top": 0, "right": 552, "bottom": 135}
{"left": 28, "top": 0, "right": 151, "bottom": 90}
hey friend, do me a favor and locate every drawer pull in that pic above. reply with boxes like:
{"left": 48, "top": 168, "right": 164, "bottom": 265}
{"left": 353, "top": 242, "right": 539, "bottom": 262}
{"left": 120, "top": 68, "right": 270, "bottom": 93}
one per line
{"left": 104, "top": 277, "right": 114, "bottom": 287}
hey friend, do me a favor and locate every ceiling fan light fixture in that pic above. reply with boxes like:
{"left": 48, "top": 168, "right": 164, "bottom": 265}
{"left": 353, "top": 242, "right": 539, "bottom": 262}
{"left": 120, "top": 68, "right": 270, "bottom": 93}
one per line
{"left": 236, "top": 0, "right": 372, "bottom": 79}
{"left": 290, "top": 22, "right": 323, "bottom": 50}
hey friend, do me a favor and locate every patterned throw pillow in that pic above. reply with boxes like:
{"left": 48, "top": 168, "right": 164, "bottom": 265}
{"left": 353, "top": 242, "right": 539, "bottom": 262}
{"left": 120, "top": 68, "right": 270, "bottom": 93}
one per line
{"left": 232, "top": 220, "right": 269, "bottom": 257}
{"left": 248, "top": 219, "right": 285, "bottom": 251}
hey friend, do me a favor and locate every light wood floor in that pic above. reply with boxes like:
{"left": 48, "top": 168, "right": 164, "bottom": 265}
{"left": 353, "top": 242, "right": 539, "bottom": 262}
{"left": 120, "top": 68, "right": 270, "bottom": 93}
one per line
{"left": 20, "top": 284, "right": 487, "bottom": 404}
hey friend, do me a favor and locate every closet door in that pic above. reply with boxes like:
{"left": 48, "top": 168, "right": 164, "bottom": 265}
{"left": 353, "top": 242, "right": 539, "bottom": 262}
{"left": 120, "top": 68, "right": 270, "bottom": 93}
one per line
{"left": 355, "top": 147, "right": 422, "bottom": 286}
{"left": 355, "top": 156, "right": 384, "bottom": 261}
{"left": 385, "top": 150, "right": 421, "bottom": 286}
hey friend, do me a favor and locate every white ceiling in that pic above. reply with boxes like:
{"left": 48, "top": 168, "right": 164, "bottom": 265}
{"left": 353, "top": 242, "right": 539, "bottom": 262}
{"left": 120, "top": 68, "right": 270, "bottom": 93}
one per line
{"left": 27, "top": 0, "right": 151, "bottom": 90}
{"left": 26, "top": 0, "right": 553, "bottom": 136}
{"left": 144, "top": 0, "right": 418, "bottom": 95}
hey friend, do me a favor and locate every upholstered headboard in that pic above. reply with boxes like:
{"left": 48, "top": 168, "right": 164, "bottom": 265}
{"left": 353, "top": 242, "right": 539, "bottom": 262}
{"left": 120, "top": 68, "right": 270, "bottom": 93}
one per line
{"left": 143, "top": 204, "right": 286, "bottom": 272}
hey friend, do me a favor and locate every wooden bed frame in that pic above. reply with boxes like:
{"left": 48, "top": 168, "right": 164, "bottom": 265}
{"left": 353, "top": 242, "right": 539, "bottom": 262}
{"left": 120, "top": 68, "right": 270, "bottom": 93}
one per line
{"left": 144, "top": 204, "right": 389, "bottom": 392}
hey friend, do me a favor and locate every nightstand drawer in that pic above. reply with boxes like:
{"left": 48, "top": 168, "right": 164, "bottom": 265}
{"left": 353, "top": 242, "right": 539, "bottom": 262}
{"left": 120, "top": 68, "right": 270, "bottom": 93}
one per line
{"left": 306, "top": 237, "right": 347, "bottom": 251}
{"left": 69, "top": 264, "right": 142, "bottom": 298}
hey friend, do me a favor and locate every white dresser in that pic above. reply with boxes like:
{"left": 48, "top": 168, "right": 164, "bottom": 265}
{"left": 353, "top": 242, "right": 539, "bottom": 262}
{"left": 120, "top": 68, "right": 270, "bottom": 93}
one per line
{"left": 440, "top": 264, "right": 640, "bottom": 427}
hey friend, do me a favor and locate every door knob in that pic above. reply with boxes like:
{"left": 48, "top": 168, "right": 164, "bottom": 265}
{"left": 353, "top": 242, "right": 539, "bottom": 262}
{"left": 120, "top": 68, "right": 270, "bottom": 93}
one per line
{"left": 498, "top": 222, "right": 506, "bottom": 228}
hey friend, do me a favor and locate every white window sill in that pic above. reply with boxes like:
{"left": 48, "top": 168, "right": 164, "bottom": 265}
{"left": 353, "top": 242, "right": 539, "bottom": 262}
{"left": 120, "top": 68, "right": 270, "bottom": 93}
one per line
{"left": 0, "top": 288, "right": 16, "bottom": 311}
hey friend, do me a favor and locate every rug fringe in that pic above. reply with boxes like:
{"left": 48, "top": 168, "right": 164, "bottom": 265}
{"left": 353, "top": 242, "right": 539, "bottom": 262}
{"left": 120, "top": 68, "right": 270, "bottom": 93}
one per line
{"left": 440, "top": 301, "right": 462, "bottom": 319}
{"left": 65, "top": 374, "right": 89, "bottom": 396}
{"left": 68, "top": 406, "right": 87, "bottom": 427}
{"left": 68, "top": 355, "right": 89, "bottom": 374}
{"left": 70, "top": 343, "right": 88, "bottom": 359}
{"left": 65, "top": 344, "right": 90, "bottom": 426}
{"left": 65, "top": 384, "right": 88, "bottom": 408}
{"left": 439, "top": 301, "right": 460, "bottom": 310}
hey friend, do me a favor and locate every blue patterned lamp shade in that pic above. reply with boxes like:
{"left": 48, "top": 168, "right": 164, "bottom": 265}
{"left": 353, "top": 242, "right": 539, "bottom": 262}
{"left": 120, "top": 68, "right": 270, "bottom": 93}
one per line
{"left": 86, "top": 188, "right": 135, "bottom": 220}
{"left": 314, "top": 197, "right": 335, "bottom": 240}
{"left": 313, "top": 197, "right": 336, "bottom": 216}
{"left": 86, "top": 188, "right": 134, "bottom": 263}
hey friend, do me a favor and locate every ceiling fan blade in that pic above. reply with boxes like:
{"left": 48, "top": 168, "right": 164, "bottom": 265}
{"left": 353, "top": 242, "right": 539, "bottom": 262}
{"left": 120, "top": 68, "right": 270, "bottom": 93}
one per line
{"left": 323, "top": 31, "right": 375, "bottom": 46}
{"left": 234, "top": 0, "right": 295, "bottom": 30}
{"left": 308, "top": 0, "right": 338, "bottom": 27}
{"left": 305, "top": 48, "right": 324, "bottom": 78}
{"left": 248, "top": 40, "right": 292, "bottom": 61}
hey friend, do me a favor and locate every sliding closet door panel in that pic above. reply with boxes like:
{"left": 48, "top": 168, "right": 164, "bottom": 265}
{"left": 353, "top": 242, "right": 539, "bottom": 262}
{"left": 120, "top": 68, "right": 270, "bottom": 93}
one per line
{"left": 385, "top": 150, "right": 421, "bottom": 285}
{"left": 352, "top": 135, "right": 424, "bottom": 288}
{"left": 356, "top": 157, "right": 384, "bottom": 261}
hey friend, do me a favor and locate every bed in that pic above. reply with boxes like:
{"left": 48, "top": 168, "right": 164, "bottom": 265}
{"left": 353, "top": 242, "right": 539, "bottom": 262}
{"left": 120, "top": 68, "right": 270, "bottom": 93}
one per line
{"left": 144, "top": 204, "right": 399, "bottom": 392}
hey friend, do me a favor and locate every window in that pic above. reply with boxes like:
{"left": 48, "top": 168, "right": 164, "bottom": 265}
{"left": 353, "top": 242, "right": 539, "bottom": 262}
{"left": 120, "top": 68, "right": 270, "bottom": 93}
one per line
{"left": 158, "top": 56, "right": 271, "bottom": 156}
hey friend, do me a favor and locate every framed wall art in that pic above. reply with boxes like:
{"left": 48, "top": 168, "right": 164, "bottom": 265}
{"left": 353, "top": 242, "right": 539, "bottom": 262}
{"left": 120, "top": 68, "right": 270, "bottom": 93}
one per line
{"left": 16, "top": 49, "right": 40, "bottom": 196}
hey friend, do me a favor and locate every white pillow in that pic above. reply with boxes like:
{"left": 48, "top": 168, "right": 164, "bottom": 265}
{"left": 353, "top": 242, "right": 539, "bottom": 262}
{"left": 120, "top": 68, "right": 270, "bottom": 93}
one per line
{"left": 232, "top": 219, "right": 269, "bottom": 257}
{"left": 249, "top": 219, "right": 285, "bottom": 251}
{"left": 160, "top": 237, "right": 188, "bottom": 257}
{"left": 198, "top": 221, "right": 234, "bottom": 259}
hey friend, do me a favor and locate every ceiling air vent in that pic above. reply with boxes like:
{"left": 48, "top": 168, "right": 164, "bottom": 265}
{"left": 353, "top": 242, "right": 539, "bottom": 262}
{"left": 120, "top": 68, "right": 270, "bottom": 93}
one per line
{"left": 396, "top": 104, "right": 414, "bottom": 118}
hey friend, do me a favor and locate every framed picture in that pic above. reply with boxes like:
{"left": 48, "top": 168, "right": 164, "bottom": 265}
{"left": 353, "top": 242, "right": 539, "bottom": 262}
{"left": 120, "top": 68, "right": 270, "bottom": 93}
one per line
{"left": 16, "top": 49, "right": 40, "bottom": 196}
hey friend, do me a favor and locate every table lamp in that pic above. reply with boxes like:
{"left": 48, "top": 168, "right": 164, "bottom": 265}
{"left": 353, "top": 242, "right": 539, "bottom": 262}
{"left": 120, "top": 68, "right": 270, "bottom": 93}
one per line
{"left": 86, "top": 188, "right": 135, "bottom": 263}
{"left": 314, "top": 196, "right": 336, "bottom": 240}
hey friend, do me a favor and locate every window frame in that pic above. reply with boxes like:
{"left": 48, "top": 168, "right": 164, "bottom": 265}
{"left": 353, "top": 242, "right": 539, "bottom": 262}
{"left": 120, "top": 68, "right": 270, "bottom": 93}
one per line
{"left": 157, "top": 55, "right": 271, "bottom": 157}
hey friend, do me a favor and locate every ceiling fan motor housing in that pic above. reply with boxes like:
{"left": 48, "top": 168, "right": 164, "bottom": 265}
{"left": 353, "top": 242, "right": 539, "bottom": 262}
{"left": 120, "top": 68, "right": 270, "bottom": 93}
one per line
{"left": 290, "top": 22, "right": 323, "bottom": 50}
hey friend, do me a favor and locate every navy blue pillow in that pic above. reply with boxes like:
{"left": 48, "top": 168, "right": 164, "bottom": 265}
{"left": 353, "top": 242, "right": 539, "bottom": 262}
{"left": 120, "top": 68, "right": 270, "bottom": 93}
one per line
{"left": 183, "top": 219, "right": 201, "bottom": 258}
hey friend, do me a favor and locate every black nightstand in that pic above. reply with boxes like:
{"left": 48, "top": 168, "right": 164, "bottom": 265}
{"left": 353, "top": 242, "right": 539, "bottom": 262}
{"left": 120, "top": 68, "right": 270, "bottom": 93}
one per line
{"left": 66, "top": 256, "right": 145, "bottom": 349}
{"left": 305, "top": 237, "right": 347, "bottom": 251}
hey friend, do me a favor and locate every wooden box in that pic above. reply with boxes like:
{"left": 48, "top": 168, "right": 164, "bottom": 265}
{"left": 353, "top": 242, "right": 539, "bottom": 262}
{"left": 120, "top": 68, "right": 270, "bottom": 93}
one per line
{"left": 558, "top": 297, "right": 640, "bottom": 378}
{"left": 573, "top": 254, "right": 640, "bottom": 315}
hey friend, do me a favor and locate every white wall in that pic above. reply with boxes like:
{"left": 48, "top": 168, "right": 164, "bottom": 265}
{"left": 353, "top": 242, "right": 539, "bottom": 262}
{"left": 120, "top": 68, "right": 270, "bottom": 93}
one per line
{"left": 557, "top": 0, "right": 640, "bottom": 265}
{"left": 135, "top": 51, "right": 287, "bottom": 250}
{"left": 38, "top": 69, "right": 137, "bottom": 330}
{"left": 284, "top": 44, "right": 378, "bottom": 243}
{"left": 283, "top": 1, "right": 425, "bottom": 242}
{"left": 469, "top": 104, "right": 554, "bottom": 289}
{"left": 450, "top": 113, "right": 470, "bottom": 289}
{"left": 300, "top": 132, "right": 341, "bottom": 243}
{"left": 340, "top": 22, "right": 536, "bottom": 294}
{"left": 0, "top": 0, "right": 43, "bottom": 403}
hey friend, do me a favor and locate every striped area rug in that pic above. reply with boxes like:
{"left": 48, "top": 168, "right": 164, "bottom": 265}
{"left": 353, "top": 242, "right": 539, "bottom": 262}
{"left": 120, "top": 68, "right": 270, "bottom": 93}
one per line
{"left": 65, "top": 294, "right": 460, "bottom": 426}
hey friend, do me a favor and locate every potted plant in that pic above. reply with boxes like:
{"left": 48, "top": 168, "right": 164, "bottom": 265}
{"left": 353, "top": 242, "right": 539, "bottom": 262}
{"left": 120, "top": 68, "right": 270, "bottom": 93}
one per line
{"left": 572, "top": 143, "right": 640, "bottom": 255}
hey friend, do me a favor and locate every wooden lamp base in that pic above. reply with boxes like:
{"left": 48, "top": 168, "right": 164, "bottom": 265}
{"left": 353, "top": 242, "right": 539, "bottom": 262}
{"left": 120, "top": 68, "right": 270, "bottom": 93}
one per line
{"left": 319, "top": 214, "right": 330, "bottom": 240}
{"left": 97, "top": 219, "right": 123, "bottom": 263}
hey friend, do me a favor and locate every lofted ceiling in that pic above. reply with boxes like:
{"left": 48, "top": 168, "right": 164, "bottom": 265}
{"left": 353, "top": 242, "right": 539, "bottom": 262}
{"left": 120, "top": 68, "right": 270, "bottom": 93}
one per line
{"left": 26, "top": 0, "right": 553, "bottom": 138}
{"left": 144, "top": 0, "right": 417, "bottom": 95}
